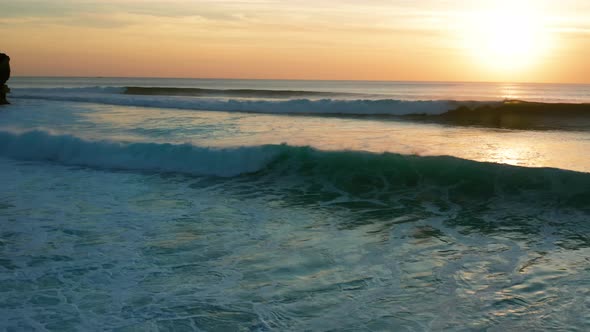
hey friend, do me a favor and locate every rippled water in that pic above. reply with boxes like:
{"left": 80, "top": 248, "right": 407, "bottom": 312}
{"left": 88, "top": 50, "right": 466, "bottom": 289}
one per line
{"left": 1, "top": 85, "right": 590, "bottom": 330}
{"left": 2, "top": 155, "right": 589, "bottom": 330}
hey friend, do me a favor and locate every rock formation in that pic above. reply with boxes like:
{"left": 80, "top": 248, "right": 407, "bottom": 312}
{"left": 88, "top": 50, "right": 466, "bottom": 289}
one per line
{"left": 0, "top": 53, "right": 10, "bottom": 105}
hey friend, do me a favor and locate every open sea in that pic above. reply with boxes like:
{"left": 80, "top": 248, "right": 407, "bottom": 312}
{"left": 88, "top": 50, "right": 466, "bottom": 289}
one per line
{"left": 1, "top": 77, "right": 590, "bottom": 331}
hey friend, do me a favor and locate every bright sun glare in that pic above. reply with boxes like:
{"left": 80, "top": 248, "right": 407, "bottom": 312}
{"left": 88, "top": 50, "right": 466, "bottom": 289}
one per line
{"left": 465, "top": 1, "right": 551, "bottom": 72}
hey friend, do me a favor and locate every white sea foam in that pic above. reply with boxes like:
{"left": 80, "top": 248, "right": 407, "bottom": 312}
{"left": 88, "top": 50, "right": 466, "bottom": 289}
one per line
{"left": 11, "top": 87, "right": 494, "bottom": 115}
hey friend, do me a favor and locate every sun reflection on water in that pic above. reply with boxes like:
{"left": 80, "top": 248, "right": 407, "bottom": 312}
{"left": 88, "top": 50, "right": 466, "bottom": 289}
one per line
{"left": 80, "top": 105, "right": 590, "bottom": 173}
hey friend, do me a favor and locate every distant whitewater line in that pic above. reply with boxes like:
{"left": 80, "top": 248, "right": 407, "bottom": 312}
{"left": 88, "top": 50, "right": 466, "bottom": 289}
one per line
{"left": 13, "top": 86, "right": 124, "bottom": 94}
{"left": 10, "top": 87, "right": 590, "bottom": 125}
{"left": 0, "top": 130, "right": 589, "bottom": 205}
{"left": 12, "top": 87, "right": 492, "bottom": 115}
{"left": 123, "top": 86, "right": 351, "bottom": 98}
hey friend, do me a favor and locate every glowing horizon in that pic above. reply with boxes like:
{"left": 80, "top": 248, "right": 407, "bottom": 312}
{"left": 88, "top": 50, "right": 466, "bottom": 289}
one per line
{"left": 1, "top": 0, "right": 589, "bottom": 83}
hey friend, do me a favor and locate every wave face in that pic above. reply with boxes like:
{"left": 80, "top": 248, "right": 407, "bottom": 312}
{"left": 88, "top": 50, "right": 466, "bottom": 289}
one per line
{"left": 0, "top": 130, "right": 281, "bottom": 177}
{"left": 1, "top": 130, "right": 589, "bottom": 207}
{"left": 11, "top": 87, "right": 494, "bottom": 116}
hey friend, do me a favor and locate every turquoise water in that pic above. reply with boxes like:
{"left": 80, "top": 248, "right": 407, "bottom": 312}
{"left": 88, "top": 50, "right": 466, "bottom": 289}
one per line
{"left": 1, "top": 79, "right": 590, "bottom": 330}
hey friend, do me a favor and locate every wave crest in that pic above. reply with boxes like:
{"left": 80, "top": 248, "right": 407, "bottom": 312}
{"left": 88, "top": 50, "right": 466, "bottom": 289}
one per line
{"left": 0, "top": 130, "right": 588, "bottom": 207}
{"left": 12, "top": 87, "right": 492, "bottom": 115}
{"left": 0, "top": 130, "right": 281, "bottom": 177}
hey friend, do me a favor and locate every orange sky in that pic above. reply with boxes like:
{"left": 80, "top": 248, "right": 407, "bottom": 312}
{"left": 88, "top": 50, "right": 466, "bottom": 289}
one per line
{"left": 1, "top": 0, "right": 589, "bottom": 83}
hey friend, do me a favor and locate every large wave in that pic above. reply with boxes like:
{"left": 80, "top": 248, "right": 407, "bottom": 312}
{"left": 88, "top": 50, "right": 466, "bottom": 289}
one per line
{"left": 0, "top": 130, "right": 280, "bottom": 177}
{"left": 11, "top": 87, "right": 492, "bottom": 116}
{"left": 1, "top": 130, "right": 588, "bottom": 206}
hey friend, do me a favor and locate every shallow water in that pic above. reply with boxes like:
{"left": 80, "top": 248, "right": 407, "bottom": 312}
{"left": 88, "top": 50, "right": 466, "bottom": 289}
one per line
{"left": 1, "top": 155, "right": 589, "bottom": 330}
{"left": 1, "top": 80, "right": 590, "bottom": 330}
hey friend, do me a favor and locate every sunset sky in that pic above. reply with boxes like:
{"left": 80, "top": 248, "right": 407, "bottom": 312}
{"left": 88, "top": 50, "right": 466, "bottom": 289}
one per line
{"left": 1, "top": 0, "right": 589, "bottom": 83}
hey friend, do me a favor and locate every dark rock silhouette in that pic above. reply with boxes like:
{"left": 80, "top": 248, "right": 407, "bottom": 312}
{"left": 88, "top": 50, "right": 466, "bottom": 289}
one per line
{"left": 405, "top": 100, "right": 590, "bottom": 131}
{"left": 0, "top": 53, "right": 10, "bottom": 105}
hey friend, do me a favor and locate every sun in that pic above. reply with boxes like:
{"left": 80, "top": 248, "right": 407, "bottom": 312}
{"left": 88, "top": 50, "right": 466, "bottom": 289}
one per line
{"left": 464, "top": 1, "right": 551, "bottom": 72}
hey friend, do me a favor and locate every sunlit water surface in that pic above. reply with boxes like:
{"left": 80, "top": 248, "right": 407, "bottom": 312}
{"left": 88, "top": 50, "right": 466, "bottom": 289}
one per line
{"left": 1, "top": 99, "right": 589, "bottom": 331}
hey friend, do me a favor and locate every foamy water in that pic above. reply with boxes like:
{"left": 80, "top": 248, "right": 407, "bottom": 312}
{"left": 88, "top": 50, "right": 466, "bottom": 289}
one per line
{"left": 1, "top": 78, "right": 589, "bottom": 331}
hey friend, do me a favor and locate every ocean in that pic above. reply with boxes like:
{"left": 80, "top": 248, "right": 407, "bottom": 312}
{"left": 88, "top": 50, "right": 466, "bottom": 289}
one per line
{"left": 1, "top": 77, "right": 589, "bottom": 331}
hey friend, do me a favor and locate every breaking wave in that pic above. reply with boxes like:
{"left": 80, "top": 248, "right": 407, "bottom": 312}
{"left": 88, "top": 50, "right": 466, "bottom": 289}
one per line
{"left": 11, "top": 87, "right": 493, "bottom": 115}
{"left": 1, "top": 130, "right": 588, "bottom": 206}
{"left": 0, "top": 130, "right": 279, "bottom": 177}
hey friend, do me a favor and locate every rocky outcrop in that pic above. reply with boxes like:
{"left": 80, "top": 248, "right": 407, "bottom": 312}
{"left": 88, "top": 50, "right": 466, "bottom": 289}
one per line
{"left": 0, "top": 53, "right": 10, "bottom": 105}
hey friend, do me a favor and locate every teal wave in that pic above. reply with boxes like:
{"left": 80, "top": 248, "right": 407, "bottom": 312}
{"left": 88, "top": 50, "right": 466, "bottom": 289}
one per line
{"left": 0, "top": 130, "right": 588, "bottom": 209}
